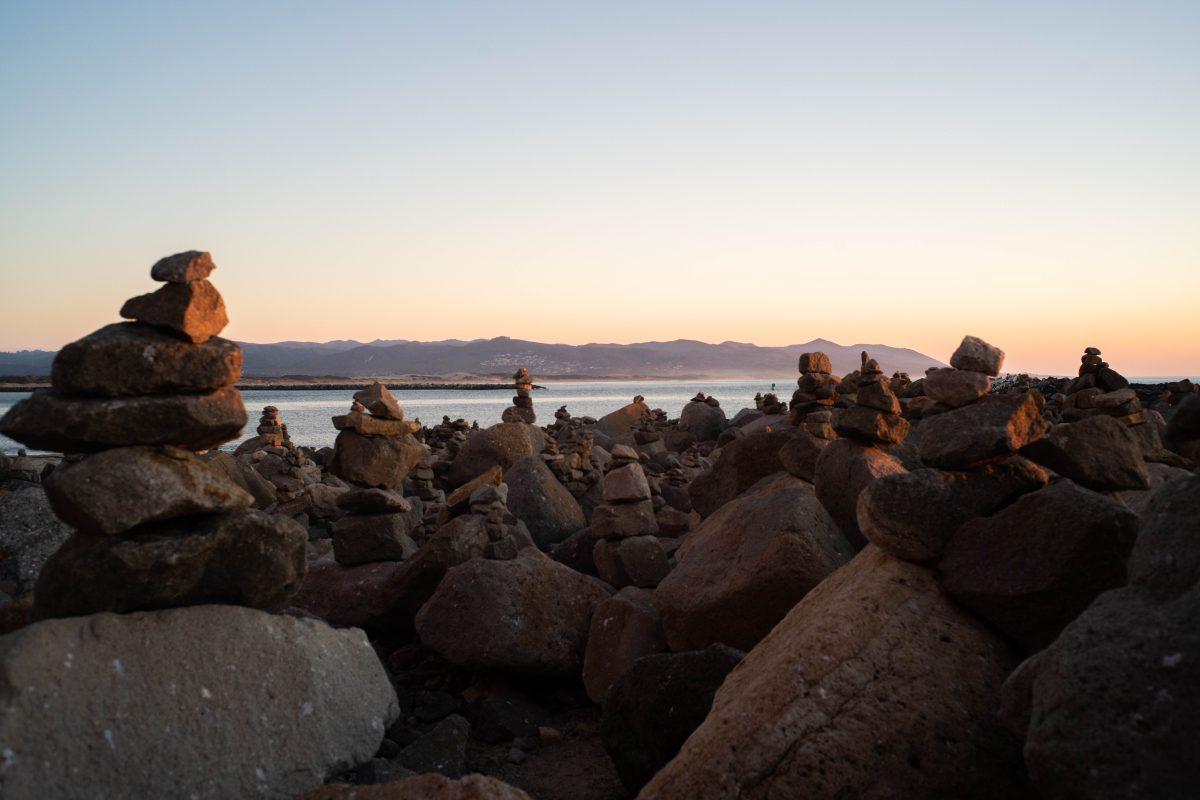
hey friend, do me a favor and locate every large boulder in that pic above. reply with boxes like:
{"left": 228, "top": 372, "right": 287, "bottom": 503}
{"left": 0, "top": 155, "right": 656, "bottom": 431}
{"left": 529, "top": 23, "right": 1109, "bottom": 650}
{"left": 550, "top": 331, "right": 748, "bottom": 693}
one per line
{"left": 582, "top": 587, "right": 667, "bottom": 704}
{"left": 43, "top": 446, "right": 253, "bottom": 535}
{"left": 602, "top": 645, "right": 744, "bottom": 794}
{"left": 594, "top": 398, "right": 653, "bottom": 438}
{"left": 34, "top": 510, "right": 307, "bottom": 618}
{"left": 856, "top": 456, "right": 1048, "bottom": 562}
{"left": 503, "top": 456, "right": 586, "bottom": 547}
{"left": 303, "top": 774, "right": 532, "bottom": 799}
{"left": 918, "top": 392, "right": 1049, "bottom": 469}
{"left": 593, "top": 536, "right": 671, "bottom": 588}
{"left": 447, "top": 423, "right": 543, "bottom": 487}
{"left": 332, "top": 505, "right": 422, "bottom": 566}
{"left": 330, "top": 430, "right": 423, "bottom": 489}
{"left": 290, "top": 555, "right": 409, "bottom": 629}
{"left": 639, "top": 547, "right": 1025, "bottom": 799}
{"left": 0, "top": 604, "right": 398, "bottom": 800}
{"left": 654, "top": 473, "right": 852, "bottom": 652}
{"left": 0, "top": 488, "right": 72, "bottom": 597}
{"left": 1022, "top": 414, "right": 1150, "bottom": 491}
{"left": 939, "top": 479, "right": 1140, "bottom": 652}
{"left": 677, "top": 400, "right": 726, "bottom": 442}
{"left": 687, "top": 430, "right": 793, "bottom": 517}
{"left": 776, "top": 430, "right": 828, "bottom": 482}
{"left": 813, "top": 437, "right": 907, "bottom": 547}
{"left": 201, "top": 450, "right": 277, "bottom": 508}
{"left": 1001, "top": 474, "right": 1200, "bottom": 799}
{"left": 415, "top": 549, "right": 609, "bottom": 676}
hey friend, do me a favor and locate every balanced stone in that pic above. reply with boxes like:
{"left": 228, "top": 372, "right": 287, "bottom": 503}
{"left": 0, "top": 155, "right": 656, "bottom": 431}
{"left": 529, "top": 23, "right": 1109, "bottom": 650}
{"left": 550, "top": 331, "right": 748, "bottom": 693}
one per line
{"left": 924, "top": 367, "right": 991, "bottom": 408}
{"left": 949, "top": 335, "right": 1005, "bottom": 376}
{"left": 333, "top": 508, "right": 421, "bottom": 566}
{"left": 51, "top": 323, "right": 242, "bottom": 397}
{"left": 353, "top": 382, "right": 404, "bottom": 421}
{"left": 149, "top": 250, "right": 216, "bottom": 283}
{"left": 331, "top": 430, "right": 423, "bottom": 489}
{"left": 120, "top": 279, "right": 229, "bottom": 344}
{"left": 332, "top": 410, "right": 418, "bottom": 437}
{"left": 0, "top": 386, "right": 248, "bottom": 453}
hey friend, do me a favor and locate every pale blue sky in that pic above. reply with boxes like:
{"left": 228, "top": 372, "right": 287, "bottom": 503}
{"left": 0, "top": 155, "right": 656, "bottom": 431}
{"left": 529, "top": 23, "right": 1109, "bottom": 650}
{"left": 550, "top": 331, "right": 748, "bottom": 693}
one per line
{"left": 1, "top": 1, "right": 1197, "bottom": 374}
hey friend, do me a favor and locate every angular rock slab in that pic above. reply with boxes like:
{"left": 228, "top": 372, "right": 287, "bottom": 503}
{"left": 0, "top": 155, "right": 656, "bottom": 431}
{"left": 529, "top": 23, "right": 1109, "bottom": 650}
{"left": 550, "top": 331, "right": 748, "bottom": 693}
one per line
{"left": 0, "top": 604, "right": 398, "bottom": 800}
{"left": 1022, "top": 414, "right": 1150, "bottom": 492}
{"left": 639, "top": 547, "right": 1026, "bottom": 800}
{"left": 333, "top": 506, "right": 421, "bottom": 566}
{"left": 687, "top": 430, "right": 794, "bottom": 517}
{"left": 503, "top": 455, "right": 586, "bottom": 547}
{"left": 44, "top": 446, "right": 253, "bottom": 535}
{"left": 0, "top": 387, "right": 248, "bottom": 453}
{"left": 813, "top": 437, "right": 907, "bottom": 548}
{"left": 415, "top": 549, "right": 609, "bottom": 676}
{"left": 51, "top": 322, "right": 242, "bottom": 397}
{"left": 150, "top": 249, "right": 215, "bottom": 282}
{"left": 119, "top": 278, "right": 228, "bottom": 343}
{"left": 918, "top": 392, "right": 1048, "bottom": 469}
{"left": 331, "top": 429, "right": 423, "bottom": 489}
{"left": 583, "top": 587, "right": 667, "bottom": 704}
{"left": 35, "top": 510, "right": 307, "bottom": 618}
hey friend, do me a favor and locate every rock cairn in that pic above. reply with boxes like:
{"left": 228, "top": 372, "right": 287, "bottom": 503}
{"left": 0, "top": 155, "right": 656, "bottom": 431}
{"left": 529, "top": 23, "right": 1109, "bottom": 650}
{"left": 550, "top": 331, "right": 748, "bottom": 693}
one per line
{"left": 255, "top": 405, "right": 289, "bottom": 447}
{"left": 920, "top": 335, "right": 1000, "bottom": 411}
{"left": 788, "top": 352, "right": 838, "bottom": 426}
{"left": 591, "top": 446, "right": 668, "bottom": 588}
{"left": 331, "top": 382, "right": 423, "bottom": 489}
{"left": 1059, "top": 346, "right": 1165, "bottom": 458}
{"left": 0, "top": 250, "right": 307, "bottom": 618}
{"left": 501, "top": 368, "right": 536, "bottom": 424}
{"left": 832, "top": 352, "right": 909, "bottom": 445}
{"left": 236, "top": 405, "right": 322, "bottom": 503}
{"left": 759, "top": 393, "right": 786, "bottom": 416}
{"left": 331, "top": 486, "right": 423, "bottom": 566}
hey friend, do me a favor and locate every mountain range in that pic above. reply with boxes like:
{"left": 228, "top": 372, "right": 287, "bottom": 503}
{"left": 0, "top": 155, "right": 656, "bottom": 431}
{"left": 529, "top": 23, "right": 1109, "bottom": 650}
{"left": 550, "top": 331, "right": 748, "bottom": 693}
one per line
{"left": 0, "top": 336, "right": 945, "bottom": 380}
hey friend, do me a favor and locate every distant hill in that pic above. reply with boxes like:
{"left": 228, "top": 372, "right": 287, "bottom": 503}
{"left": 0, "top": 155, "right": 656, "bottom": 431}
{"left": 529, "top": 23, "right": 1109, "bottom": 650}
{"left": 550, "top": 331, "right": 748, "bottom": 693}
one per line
{"left": 0, "top": 336, "right": 945, "bottom": 380}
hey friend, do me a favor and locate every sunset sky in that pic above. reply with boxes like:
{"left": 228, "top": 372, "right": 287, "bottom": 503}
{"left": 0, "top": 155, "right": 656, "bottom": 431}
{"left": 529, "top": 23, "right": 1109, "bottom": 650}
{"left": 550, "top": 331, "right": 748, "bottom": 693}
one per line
{"left": 1, "top": 1, "right": 1197, "bottom": 376}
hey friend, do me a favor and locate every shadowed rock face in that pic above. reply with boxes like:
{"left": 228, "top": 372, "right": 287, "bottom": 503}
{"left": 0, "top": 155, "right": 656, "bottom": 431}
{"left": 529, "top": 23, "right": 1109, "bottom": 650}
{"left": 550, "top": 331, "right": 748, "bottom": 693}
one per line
{"left": 331, "top": 429, "right": 424, "bottom": 489}
{"left": 1022, "top": 414, "right": 1150, "bottom": 491}
{"left": 639, "top": 547, "right": 1026, "bottom": 800}
{"left": 302, "top": 774, "right": 533, "bottom": 799}
{"left": 813, "top": 437, "right": 907, "bottom": 548}
{"left": 446, "top": 423, "right": 544, "bottom": 487}
{"left": 503, "top": 456, "right": 586, "bottom": 547}
{"left": 0, "top": 605, "right": 399, "bottom": 800}
{"left": 687, "top": 429, "right": 794, "bottom": 517}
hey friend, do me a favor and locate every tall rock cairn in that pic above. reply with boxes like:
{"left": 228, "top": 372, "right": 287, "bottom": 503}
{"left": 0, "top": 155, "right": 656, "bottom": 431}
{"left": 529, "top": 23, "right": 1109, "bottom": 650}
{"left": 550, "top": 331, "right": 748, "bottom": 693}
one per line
{"left": 833, "top": 353, "right": 910, "bottom": 445}
{"left": 789, "top": 352, "right": 839, "bottom": 427}
{"left": 501, "top": 367, "right": 536, "bottom": 424}
{"left": 592, "top": 447, "right": 669, "bottom": 589}
{"left": 0, "top": 250, "right": 307, "bottom": 618}
{"left": 331, "top": 382, "right": 423, "bottom": 489}
{"left": 1059, "top": 346, "right": 1164, "bottom": 458}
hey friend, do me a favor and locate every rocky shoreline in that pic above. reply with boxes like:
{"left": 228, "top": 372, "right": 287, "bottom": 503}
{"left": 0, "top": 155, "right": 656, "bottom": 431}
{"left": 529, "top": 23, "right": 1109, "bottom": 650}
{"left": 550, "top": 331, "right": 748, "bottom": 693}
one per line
{"left": 1, "top": 250, "right": 1198, "bottom": 800}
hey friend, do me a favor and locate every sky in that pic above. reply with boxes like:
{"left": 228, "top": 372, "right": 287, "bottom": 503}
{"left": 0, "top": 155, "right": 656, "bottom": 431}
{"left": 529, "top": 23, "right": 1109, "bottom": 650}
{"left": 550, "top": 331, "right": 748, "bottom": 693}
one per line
{"left": 1, "top": 1, "right": 1197, "bottom": 376}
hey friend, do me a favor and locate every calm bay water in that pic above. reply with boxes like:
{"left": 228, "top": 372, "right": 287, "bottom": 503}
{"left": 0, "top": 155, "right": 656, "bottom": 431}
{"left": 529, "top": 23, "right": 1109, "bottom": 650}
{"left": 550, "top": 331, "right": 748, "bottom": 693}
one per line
{"left": 0, "top": 379, "right": 791, "bottom": 455}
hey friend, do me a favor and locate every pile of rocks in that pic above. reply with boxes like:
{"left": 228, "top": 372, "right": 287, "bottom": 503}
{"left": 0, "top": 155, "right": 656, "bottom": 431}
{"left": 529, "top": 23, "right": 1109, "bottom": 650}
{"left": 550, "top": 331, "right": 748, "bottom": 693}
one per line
{"left": 920, "top": 334, "right": 999, "bottom": 411}
{"left": 759, "top": 392, "right": 786, "bottom": 415}
{"left": 501, "top": 368, "right": 536, "bottom": 424}
{"left": 255, "top": 405, "right": 288, "bottom": 447}
{"left": 0, "top": 250, "right": 307, "bottom": 618}
{"left": 788, "top": 352, "right": 838, "bottom": 425}
{"left": 1058, "top": 346, "right": 1167, "bottom": 459}
{"left": 831, "top": 352, "right": 909, "bottom": 445}
{"left": 331, "top": 382, "right": 423, "bottom": 489}
{"left": 591, "top": 451, "right": 669, "bottom": 589}
{"left": 236, "top": 406, "right": 323, "bottom": 503}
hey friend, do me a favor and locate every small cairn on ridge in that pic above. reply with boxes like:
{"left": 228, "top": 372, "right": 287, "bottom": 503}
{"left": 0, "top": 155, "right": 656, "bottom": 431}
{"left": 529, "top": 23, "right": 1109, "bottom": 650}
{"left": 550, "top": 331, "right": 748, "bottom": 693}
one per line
{"left": 1058, "top": 346, "right": 1171, "bottom": 461}
{"left": 256, "top": 405, "right": 288, "bottom": 447}
{"left": 832, "top": 353, "right": 909, "bottom": 445}
{"left": 0, "top": 250, "right": 307, "bottom": 618}
{"left": 788, "top": 352, "right": 838, "bottom": 425}
{"left": 236, "top": 405, "right": 323, "bottom": 505}
{"left": 501, "top": 367, "right": 536, "bottom": 424}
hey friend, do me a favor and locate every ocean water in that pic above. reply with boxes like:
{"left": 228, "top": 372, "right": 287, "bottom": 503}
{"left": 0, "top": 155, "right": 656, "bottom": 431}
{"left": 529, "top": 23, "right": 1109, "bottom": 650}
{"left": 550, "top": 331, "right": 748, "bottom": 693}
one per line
{"left": 0, "top": 379, "right": 793, "bottom": 455}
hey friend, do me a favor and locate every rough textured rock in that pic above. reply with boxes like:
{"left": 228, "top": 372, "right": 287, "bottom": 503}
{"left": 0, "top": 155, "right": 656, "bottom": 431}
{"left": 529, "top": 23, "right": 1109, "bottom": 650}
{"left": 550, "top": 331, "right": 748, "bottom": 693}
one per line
{"left": 119, "top": 278, "right": 229, "bottom": 343}
{"left": 1117, "top": 461, "right": 1193, "bottom": 517}
{"left": 150, "top": 249, "right": 215, "bottom": 282}
{"left": 833, "top": 405, "right": 910, "bottom": 444}
{"left": 593, "top": 536, "right": 671, "bottom": 589}
{"left": 1022, "top": 414, "right": 1150, "bottom": 492}
{"left": 940, "top": 479, "right": 1140, "bottom": 651}
{"left": 0, "top": 387, "right": 248, "bottom": 453}
{"left": 290, "top": 555, "right": 409, "bottom": 629}
{"left": 43, "top": 446, "right": 253, "bottom": 535}
{"left": 687, "top": 430, "right": 793, "bottom": 517}
{"left": 353, "top": 382, "right": 404, "bottom": 420}
{"left": 590, "top": 500, "right": 657, "bottom": 539}
{"left": 0, "top": 488, "right": 73, "bottom": 597}
{"left": 1001, "top": 474, "right": 1200, "bottom": 800}
{"left": 639, "top": 547, "right": 1024, "bottom": 800}
{"left": 655, "top": 473, "right": 851, "bottom": 652}
{"left": 813, "top": 438, "right": 907, "bottom": 548}
{"left": 583, "top": 587, "right": 667, "bottom": 704}
{"left": 856, "top": 457, "right": 1048, "bottom": 562}
{"left": 302, "top": 774, "right": 532, "bottom": 800}
{"left": 918, "top": 393, "right": 1048, "bottom": 469}
{"left": 333, "top": 507, "right": 421, "bottom": 565}
{"left": 415, "top": 549, "right": 609, "bottom": 676}
{"left": 1164, "top": 393, "right": 1200, "bottom": 447}
{"left": 51, "top": 322, "right": 242, "bottom": 397}
{"left": 0, "top": 604, "right": 399, "bottom": 800}
{"left": 331, "top": 430, "right": 423, "bottom": 489}
{"left": 923, "top": 367, "right": 991, "bottom": 408}
{"left": 35, "top": 510, "right": 308, "bottom": 618}
{"left": 603, "top": 645, "right": 744, "bottom": 794}
{"left": 678, "top": 400, "right": 726, "bottom": 442}
{"left": 447, "top": 423, "right": 543, "bottom": 487}
{"left": 503, "top": 456, "right": 586, "bottom": 547}
{"left": 336, "top": 487, "right": 411, "bottom": 514}
{"left": 950, "top": 335, "right": 1005, "bottom": 376}
{"left": 594, "top": 398, "right": 653, "bottom": 438}
{"left": 602, "top": 463, "right": 651, "bottom": 502}
{"left": 777, "top": 430, "right": 828, "bottom": 482}
{"left": 201, "top": 450, "right": 278, "bottom": 508}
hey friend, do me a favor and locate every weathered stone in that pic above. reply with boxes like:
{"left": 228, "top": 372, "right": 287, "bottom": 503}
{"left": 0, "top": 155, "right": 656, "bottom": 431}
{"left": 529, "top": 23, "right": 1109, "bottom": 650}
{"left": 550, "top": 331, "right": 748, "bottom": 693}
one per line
{"left": 302, "top": 774, "right": 532, "bottom": 800}
{"left": 950, "top": 335, "right": 1005, "bottom": 376}
{"left": 119, "top": 278, "right": 228, "bottom": 343}
{"left": 548, "top": 527, "right": 597, "bottom": 575}
{"left": 654, "top": 473, "right": 852, "bottom": 652}
{"left": 687, "top": 429, "right": 793, "bottom": 517}
{"left": 940, "top": 480, "right": 1140, "bottom": 651}
{"left": 415, "top": 550, "right": 609, "bottom": 676}
{"left": 583, "top": 587, "right": 667, "bottom": 704}
{"left": 1022, "top": 414, "right": 1150, "bottom": 492}
{"left": 603, "top": 645, "right": 744, "bottom": 794}
{"left": 332, "top": 411, "right": 418, "bottom": 437}
{"left": 1117, "top": 461, "right": 1193, "bottom": 517}
{"left": 593, "top": 536, "right": 671, "bottom": 588}
{"left": 503, "top": 456, "right": 585, "bottom": 547}
{"left": 677, "top": 400, "right": 726, "bottom": 442}
{"left": 857, "top": 457, "right": 1048, "bottom": 562}
{"left": 150, "top": 249, "right": 215, "bottom": 282}
{"left": 447, "top": 423, "right": 543, "bottom": 487}
{"left": 0, "top": 605, "right": 398, "bottom": 800}
{"left": 336, "top": 487, "right": 411, "bottom": 514}
{"left": 798, "top": 352, "right": 832, "bottom": 374}
{"left": 776, "top": 430, "right": 828, "bottom": 482}
{"left": 331, "top": 430, "right": 423, "bottom": 489}
{"left": 353, "top": 382, "right": 404, "bottom": 420}
{"left": 833, "top": 405, "right": 909, "bottom": 443}
{"left": 201, "top": 450, "right": 277, "bottom": 508}
{"left": 918, "top": 392, "right": 1049, "bottom": 469}
{"left": 43, "top": 446, "right": 252, "bottom": 535}
{"left": 602, "top": 462, "right": 651, "bottom": 502}
{"left": 438, "top": 465, "right": 503, "bottom": 524}
{"left": 0, "top": 387, "right": 248, "bottom": 453}
{"left": 1165, "top": 393, "right": 1200, "bottom": 446}
{"left": 0, "top": 488, "right": 72, "bottom": 597}
{"left": 1001, "top": 475, "right": 1200, "bottom": 800}
{"left": 333, "top": 508, "right": 421, "bottom": 566}
{"left": 594, "top": 399, "right": 653, "bottom": 438}
{"left": 854, "top": 379, "right": 901, "bottom": 414}
{"left": 923, "top": 367, "right": 991, "bottom": 407}
{"left": 290, "top": 555, "right": 408, "bottom": 629}
{"left": 813, "top": 438, "right": 908, "bottom": 548}
{"left": 639, "top": 547, "right": 1024, "bottom": 799}
{"left": 591, "top": 500, "right": 658, "bottom": 539}
{"left": 51, "top": 323, "right": 242, "bottom": 397}
{"left": 35, "top": 510, "right": 307, "bottom": 618}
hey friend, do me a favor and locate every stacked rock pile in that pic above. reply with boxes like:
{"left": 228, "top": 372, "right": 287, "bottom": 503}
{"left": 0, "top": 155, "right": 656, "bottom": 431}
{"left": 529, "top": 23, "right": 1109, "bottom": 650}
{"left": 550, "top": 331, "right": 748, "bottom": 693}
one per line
{"left": 255, "top": 405, "right": 288, "bottom": 447}
{"left": 236, "top": 406, "right": 323, "bottom": 502}
{"left": 788, "top": 352, "right": 838, "bottom": 425}
{"left": 759, "top": 393, "right": 786, "bottom": 415}
{"left": 920, "top": 335, "right": 999, "bottom": 411}
{"left": 590, "top": 448, "right": 668, "bottom": 588}
{"left": 501, "top": 368, "right": 536, "bottom": 424}
{"left": 331, "top": 486, "right": 423, "bottom": 566}
{"left": 1058, "top": 347, "right": 1168, "bottom": 459}
{"left": 0, "top": 251, "right": 308, "bottom": 618}
{"left": 331, "top": 382, "right": 423, "bottom": 489}
{"left": 832, "top": 353, "right": 909, "bottom": 445}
